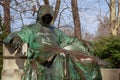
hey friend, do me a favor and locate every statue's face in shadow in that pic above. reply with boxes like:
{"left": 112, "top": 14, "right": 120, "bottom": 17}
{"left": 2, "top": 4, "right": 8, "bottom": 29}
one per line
{"left": 42, "top": 14, "right": 53, "bottom": 24}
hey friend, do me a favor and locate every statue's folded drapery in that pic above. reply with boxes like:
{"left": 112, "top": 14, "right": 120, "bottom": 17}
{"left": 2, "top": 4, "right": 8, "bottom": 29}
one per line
{"left": 3, "top": 5, "right": 102, "bottom": 80}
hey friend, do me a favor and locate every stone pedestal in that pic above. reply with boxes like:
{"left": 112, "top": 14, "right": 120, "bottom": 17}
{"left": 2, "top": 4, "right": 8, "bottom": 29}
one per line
{"left": 101, "top": 68, "right": 120, "bottom": 80}
{"left": 1, "top": 44, "right": 26, "bottom": 80}
{"left": 1, "top": 69, "right": 23, "bottom": 80}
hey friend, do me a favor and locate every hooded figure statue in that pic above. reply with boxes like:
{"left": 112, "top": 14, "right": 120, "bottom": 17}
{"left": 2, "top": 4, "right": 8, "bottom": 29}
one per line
{"left": 3, "top": 5, "right": 102, "bottom": 80}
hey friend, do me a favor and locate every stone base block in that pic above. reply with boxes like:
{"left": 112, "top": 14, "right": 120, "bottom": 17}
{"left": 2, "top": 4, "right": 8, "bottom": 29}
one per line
{"left": 1, "top": 69, "right": 23, "bottom": 80}
{"left": 101, "top": 68, "right": 120, "bottom": 80}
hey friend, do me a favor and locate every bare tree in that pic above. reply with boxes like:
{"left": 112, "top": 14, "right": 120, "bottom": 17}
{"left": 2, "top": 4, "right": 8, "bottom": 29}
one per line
{"left": 110, "top": 0, "right": 118, "bottom": 36}
{"left": 97, "top": 16, "right": 111, "bottom": 37}
{"left": 0, "top": 0, "right": 98, "bottom": 38}
{"left": 52, "top": 0, "right": 61, "bottom": 24}
{"left": 3, "top": 0, "right": 10, "bottom": 33}
{"left": 71, "top": 0, "right": 82, "bottom": 40}
{"left": 117, "top": 0, "right": 120, "bottom": 35}
{"left": 10, "top": 0, "right": 37, "bottom": 30}
{"left": 0, "top": 14, "right": 2, "bottom": 33}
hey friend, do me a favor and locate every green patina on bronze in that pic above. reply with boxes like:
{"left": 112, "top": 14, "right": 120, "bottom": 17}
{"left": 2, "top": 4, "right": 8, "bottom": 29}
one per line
{"left": 3, "top": 5, "right": 102, "bottom": 80}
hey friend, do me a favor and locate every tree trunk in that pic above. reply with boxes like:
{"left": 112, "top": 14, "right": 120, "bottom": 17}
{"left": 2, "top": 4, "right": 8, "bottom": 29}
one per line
{"left": 117, "top": 0, "right": 120, "bottom": 35}
{"left": 71, "top": 0, "right": 82, "bottom": 40}
{"left": 110, "top": 0, "right": 118, "bottom": 36}
{"left": 0, "top": 14, "right": 2, "bottom": 32}
{"left": 3, "top": 0, "right": 10, "bottom": 33}
{"left": 52, "top": 0, "right": 61, "bottom": 24}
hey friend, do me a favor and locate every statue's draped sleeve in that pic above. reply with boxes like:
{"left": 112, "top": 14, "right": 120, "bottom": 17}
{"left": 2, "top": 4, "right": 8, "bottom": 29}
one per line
{"left": 53, "top": 27, "right": 102, "bottom": 80}
{"left": 17, "top": 26, "right": 31, "bottom": 43}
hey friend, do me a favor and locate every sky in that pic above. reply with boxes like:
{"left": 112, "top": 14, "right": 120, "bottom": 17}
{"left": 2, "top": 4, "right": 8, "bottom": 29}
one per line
{"left": 77, "top": 0, "right": 109, "bottom": 34}
{"left": 51, "top": 0, "right": 109, "bottom": 34}
{"left": 0, "top": 0, "right": 109, "bottom": 35}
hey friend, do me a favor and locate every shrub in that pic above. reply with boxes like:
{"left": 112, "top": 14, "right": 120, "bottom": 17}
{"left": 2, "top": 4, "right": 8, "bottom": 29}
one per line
{"left": 92, "top": 36, "right": 120, "bottom": 68}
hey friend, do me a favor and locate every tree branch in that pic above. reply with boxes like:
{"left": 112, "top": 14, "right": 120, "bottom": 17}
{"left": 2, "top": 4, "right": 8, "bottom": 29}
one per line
{"left": 0, "top": 2, "right": 3, "bottom": 6}
{"left": 58, "top": 7, "right": 68, "bottom": 28}
{"left": 105, "top": 0, "right": 110, "bottom": 9}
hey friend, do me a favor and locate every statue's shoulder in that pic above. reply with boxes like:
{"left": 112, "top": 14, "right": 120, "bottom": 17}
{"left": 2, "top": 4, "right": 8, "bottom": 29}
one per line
{"left": 21, "top": 23, "right": 36, "bottom": 30}
{"left": 49, "top": 25, "right": 59, "bottom": 31}
{"left": 49, "top": 25, "right": 62, "bottom": 34}
{"left": 49, "top": 25, "right": 56, "bottom": 30}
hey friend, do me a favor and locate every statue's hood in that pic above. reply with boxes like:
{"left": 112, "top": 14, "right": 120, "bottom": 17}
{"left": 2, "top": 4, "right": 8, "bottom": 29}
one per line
{"left": 36, "top": 5, "right": 54, "bottom": 26}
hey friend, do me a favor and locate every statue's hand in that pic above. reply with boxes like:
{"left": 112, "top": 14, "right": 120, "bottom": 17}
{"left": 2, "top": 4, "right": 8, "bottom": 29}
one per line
{"left": 3, "top": 36, "right": 23, "bottom": 54}
{"left": 11, "top": 36, "right": 23, "bottom": 49}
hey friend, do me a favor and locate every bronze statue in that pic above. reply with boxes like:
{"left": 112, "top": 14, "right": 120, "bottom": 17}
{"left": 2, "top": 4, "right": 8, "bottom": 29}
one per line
{"left": 3, "top": 5, "right": 102, "bottom": 80}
